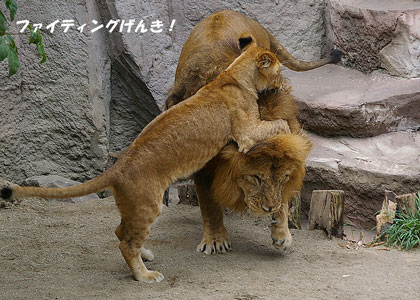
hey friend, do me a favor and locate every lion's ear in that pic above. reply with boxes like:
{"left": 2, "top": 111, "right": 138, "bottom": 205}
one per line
{"left": 238, "top": 32, "right": 256, "bottom": 52}
{"left": 257, "top": 52, "right": 275, "bottom": 69}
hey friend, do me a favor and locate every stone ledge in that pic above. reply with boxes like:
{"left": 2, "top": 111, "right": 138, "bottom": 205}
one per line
{"left": 285, "top": 65, "right": 420, "bottom": 137}
{"left": 302, "top": 131, "right": 420, "bottom": 228}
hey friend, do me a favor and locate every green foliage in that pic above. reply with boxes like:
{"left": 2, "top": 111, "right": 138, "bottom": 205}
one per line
{"left": 5, "top": 0, "right": 17, "bottom": 21}
{"left": 28, "top": 24, "right": 46, "bottom": 63}
{"left": 380, "top": 191, "right": 420, "bottom": 250}
{"left": 0, "top": 0, "right": 47, "bottom": 77}
{"left": 0, "top": 10, "right": 8, "bottom": 35}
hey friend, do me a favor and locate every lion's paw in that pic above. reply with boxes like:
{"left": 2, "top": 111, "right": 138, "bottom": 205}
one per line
{"left": 141, "top": 246, "right": 154, "bottom": 262}
{"left": 271, "top": 229, "right": 292, "bottom": 251}
{"left": 197, "top": 237, "right": 232, "bottom": 255}
{"left": 135, "top": 270, "right": 164, "bottom": 283}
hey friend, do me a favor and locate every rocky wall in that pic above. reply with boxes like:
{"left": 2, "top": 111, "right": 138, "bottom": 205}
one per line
{"left": 1, "top": 0, "right": 326, "bottom": 183}
{"left": 0, "top": 0, "right": 110, "bottom": 183}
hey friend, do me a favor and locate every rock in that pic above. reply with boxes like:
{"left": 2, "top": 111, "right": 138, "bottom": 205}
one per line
{"left": 23, "top": 175, "right": 99, "bottom": 203}
{"left": 177, "top": 183, "right": 199, "bottom": 206}
{"left": 302, "top": 132, "right": 420, "bottom": 229}
{"left": 2, "top": 1, "right": 327, "bottom": 184}
{"left": 165, "top": 184, "right": 180, "bottom": 207}
{"left": 284, "top": 65, "right": 420, "bottom": 137}
{"left": 379, "top": 12, "right": 420, "bottom": 78}
{"left": 164, "top": 179, "right": 195, "bottom": 207}
{"left": 98, "top": 0, "right": 161, "bottom": 152}
{"left": 0, "top": 0, "right": 110, "bottom": 183}
{"left": 326, "top": 0, "right": 420, "bottom": 76}
{"left": 101, "top": 0, "right": 328, "bottom": 108}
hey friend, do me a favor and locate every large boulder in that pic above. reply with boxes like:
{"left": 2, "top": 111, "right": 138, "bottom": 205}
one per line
{"left": 101, "top": 0, "right": 328, "bottom": 108}
{"left": 304, "top": 131, "right": 420, "bottom": 229}
{"left": 0, "top": 0, "right": 110, "bottom": 183}
{"left": 379, "top": 12, "right": 420, "bottom": 78}
{"left": 326, "top": 0, "right": 420, "bottom": 77}
{"left": 285, "top": 65, "right": 420, "bottom": 137}
{"left": 1, "top": 1, "right": 327, "bottom": 184}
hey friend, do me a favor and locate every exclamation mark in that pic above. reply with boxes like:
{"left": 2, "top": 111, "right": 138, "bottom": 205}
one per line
{"left": 169, "top": 19, "right": 176, "bottom": 32}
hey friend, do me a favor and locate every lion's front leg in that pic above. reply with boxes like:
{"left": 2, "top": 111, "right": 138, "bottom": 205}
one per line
{"left": 194, "top": 172, "right": 232, "bottom": 255}
{"left": 271, "top": 203, "right": 292, "bottom": 250}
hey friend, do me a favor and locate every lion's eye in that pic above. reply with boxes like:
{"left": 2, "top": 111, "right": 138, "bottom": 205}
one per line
{"left": 252, "top": 175, "right": 262, "bottom": 185}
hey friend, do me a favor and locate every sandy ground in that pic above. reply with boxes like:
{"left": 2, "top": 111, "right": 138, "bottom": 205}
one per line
{"left": 1, "top": 197, "right": 420, "bottom": 300}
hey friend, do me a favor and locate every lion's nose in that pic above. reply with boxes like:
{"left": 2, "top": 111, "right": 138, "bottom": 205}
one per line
{"left": 261, "top": 204, "right": 273, "bottom": 212}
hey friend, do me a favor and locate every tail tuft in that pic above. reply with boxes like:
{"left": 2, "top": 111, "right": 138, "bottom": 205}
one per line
{"left": 1, "top": 187, "right": 12, "bottom": 200}
{"left": 329, "top": 49, "right": 343, "bottom": 64}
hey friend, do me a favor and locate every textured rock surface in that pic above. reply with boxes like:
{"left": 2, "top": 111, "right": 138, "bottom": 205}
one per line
{"left": 1, "top": 0, "right": 418, "bottom": 229}
{"left": 105, "top": 0, "right": 327, "bottom": 108}
{"left": 326, "top": 0, "right": 420, "bottom": 76}
{"left": 22, "top": 175, "right": 99, "bottom": 203}
{"left": 379, "top": 12, "right": 420, "bottom": 78}
{"left": 98, "top": 1, "right": 161, "bottom": 152}
{"left": 285, "top": 65, "right": 420, "bottom": 137}
{"left": 1, "top": 1, "right": 326, "bottom": 184}
{"left": 302, "top": 132, "right": 420, "bottom": 228}
{"left": 0, "top": 0, "right": 110, "bottom": 184}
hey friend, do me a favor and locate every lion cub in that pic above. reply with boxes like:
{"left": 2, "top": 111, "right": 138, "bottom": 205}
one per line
{"left": 1, "top": 34, "right": 289, "bottom": 283}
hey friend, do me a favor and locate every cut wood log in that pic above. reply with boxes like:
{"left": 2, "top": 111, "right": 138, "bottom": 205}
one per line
{"left": 177, "top": 184, "right": 199, "bottom": 206}
{"left": 395, "top": 192, "right": 418, "bottom": 215}
{"left": 308, "top": 190, "right": 344, "bottom": 238}
{"left": 288, "top": 191, "right": 301, "bottom": 229}
{"left": 375, "top": 190, "right": 397, "bottom": 237}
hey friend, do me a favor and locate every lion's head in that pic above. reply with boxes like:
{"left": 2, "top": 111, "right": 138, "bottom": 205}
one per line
{"left": 211, "top": 133, "right": 312, "bottom": 216}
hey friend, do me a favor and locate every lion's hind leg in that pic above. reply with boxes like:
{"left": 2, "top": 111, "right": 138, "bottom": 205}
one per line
{"left": 194, "top": 172, "right": 232, "bottom": 255}
{"left": 115, "top": 222, "right": 155, "bottom": 262}
{"left": 114, "top": 191, "right": 163, "bottom": 283}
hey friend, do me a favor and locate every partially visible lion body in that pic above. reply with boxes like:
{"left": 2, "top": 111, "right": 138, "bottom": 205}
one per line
{"left": 166, "top": 10, "right": 341, "bottom": 133}
{"left": 167, "top": 10, "right": 340, "bottom": 108}
{"left": 1, "top": 43, "right": 290, "bottom": 283}
{"left": 210, "top": 135, "right": 311, "bottom": 214}
{"left": 194, "top": 132, "right": 312, "bottom": 254}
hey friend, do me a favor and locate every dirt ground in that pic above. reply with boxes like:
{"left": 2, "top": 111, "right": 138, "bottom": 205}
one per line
{"left": 1, "top": 197, "right": 419, "bottom": 300}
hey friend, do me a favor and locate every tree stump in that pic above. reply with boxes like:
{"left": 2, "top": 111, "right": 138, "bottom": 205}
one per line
{"left": 308, "top": 190, "right": 344, "bottom": 238}
{"left": 376, "top": 190, "right": 397, "bottom": 237}
{"left": 177, "top": 184, "right": 199, "bottom": 206}
{"left": 288, "top": 191, "right": 301, "bottom": 229}
{"left": 395, "top": 192, "right": 418, "bottom": 215}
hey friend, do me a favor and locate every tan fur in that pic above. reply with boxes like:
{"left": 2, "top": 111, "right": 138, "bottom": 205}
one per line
{"left": 165, "top": 10, "right": 323, "bottom": 254}
{"left": 2, "top": 40, "right": 290, "bottom": 283}
{"left": 165, "top": 10, "right": 341, "bottom": 113}
{"left": 195, "top": 134, "right": 312, "bottom": 254}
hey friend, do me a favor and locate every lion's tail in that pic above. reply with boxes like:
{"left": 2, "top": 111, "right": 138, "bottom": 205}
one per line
{"left": 268, "top": 32, "right": 342, "bottom": 71}
{"left": 1, "top": 172, "right": 112, "bottom": 201}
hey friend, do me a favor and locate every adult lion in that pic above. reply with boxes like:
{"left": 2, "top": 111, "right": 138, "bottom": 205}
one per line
{"left": 165, "top": 10, "right": 333, "bottom": 253}
{"left": 1, "top": 36, "right": 292, "bottom": 283}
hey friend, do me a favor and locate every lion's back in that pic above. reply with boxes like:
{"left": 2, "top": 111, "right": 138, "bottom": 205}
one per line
{"left": 167, "top": 10, "right": 271, "bottom": 107}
